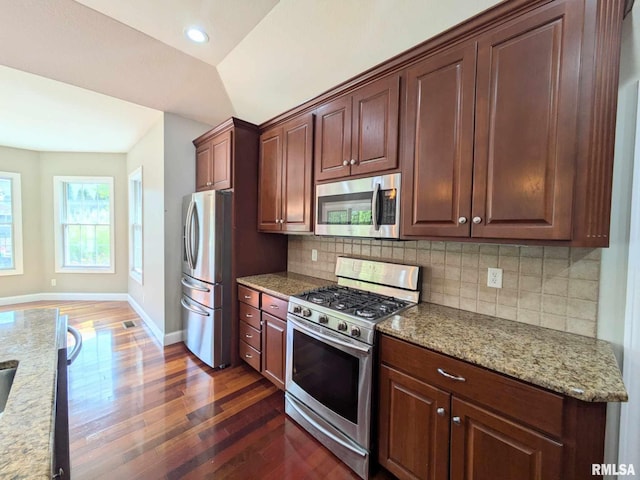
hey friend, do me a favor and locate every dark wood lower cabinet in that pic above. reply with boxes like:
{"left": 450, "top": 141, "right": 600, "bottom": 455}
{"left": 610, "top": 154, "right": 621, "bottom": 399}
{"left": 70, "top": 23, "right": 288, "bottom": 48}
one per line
{"left": 377, "top": 334, "right": 607, "bottom": 480}
{"left": 261, "top": 313, "right": 287, "bottom": 390}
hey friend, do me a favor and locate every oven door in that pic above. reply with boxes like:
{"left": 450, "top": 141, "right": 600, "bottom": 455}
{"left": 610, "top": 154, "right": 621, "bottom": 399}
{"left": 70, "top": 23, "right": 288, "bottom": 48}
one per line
{"left": 285, "top": 314, "right": 372, "bottom": 447}
{"left": 315, "top": 173, "right": 401, "bottom": 238}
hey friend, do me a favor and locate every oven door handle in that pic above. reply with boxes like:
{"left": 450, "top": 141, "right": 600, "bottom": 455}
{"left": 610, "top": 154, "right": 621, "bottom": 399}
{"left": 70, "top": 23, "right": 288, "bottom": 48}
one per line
{"left": 287, "top": 394, "right": 367, "bottom": 458}
{"left": 288, "top": 315, "right": 371, "bottom": 355}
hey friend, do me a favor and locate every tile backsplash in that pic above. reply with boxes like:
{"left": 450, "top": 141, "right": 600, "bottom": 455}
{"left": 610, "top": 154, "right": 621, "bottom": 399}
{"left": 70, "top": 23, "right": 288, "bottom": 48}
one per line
{"left": 287, "top": 236, "right": 601, "bottom": 338}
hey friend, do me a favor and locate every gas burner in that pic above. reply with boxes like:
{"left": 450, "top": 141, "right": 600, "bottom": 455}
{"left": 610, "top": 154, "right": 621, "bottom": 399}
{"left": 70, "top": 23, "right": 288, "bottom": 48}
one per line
{"left": 355, "top": 309, "right": 378, "bottom": 319}
{"left": 335, "top": 303, "right": 348, "bottom": 310}
{"left": 310, "top": 296, "right": 327, "bottom": 304}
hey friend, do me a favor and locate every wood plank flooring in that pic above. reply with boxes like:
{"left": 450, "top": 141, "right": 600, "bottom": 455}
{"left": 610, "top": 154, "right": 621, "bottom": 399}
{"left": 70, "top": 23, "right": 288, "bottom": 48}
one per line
{"left": 2, "top": 301, "right": 393, "bottom": 479}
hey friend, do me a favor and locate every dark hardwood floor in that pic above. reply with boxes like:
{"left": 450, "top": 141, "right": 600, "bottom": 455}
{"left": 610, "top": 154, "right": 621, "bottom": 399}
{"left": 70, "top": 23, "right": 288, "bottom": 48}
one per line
{"left": 3, "top": 301, "right": 393, "bottom": 479}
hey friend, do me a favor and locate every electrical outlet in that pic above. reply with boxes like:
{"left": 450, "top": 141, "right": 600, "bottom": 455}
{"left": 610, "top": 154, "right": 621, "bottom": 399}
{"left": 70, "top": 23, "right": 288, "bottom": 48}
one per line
{"left": 51, "top": 279, "right": 56, "bottom": 287}
{"left": 487, "top": 268, "right": 503, "bottom": 288}
{"left": 311, "top": 249, "right": 318, "bottom": 262}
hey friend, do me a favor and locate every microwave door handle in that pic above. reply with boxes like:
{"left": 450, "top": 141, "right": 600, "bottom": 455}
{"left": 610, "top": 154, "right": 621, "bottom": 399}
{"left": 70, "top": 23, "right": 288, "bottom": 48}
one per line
{"left": 372, "top": 182, "right": 381, "bottom": 231}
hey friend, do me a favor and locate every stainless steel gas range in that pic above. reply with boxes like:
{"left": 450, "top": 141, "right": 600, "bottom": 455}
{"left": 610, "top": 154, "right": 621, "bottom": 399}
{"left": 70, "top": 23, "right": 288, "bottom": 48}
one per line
{"left": 285, "top": 257, "right": 420, "bottom": 479}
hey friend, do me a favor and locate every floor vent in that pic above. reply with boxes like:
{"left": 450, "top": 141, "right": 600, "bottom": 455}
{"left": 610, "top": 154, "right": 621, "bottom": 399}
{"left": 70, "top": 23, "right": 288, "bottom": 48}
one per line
{"left": 122, "top": 320, "right": 136, "bottom": 329}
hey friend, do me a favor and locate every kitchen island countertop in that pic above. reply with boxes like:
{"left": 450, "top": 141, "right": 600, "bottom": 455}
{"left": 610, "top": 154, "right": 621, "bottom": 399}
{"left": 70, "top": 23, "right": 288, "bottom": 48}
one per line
{"left": 237, "top": 272, "right": 335, "bottom": 300}
{"left": 0, "top": 308, "right": 61, "bottom": 479}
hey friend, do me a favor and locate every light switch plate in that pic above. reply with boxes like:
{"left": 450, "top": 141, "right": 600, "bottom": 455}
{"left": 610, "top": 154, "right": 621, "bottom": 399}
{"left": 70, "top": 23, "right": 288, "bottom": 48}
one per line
{"left": 311, "top": 249, "right": 318, "bottom": 262}
{"left": 487, "top": 268, "right": 503, "bottom": 288}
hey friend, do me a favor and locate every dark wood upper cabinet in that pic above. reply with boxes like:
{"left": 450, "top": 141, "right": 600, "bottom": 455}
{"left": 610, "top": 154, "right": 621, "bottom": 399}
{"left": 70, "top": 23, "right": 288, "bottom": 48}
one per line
{"left": 194, "top": 127, "right": 233, "bottom": 191}
{"left": 195, "top": 142, "right": 212, "bottom": 192}
{"left": 258, "top": 113, "right": 314, "bottom": 233}
{"left": 402, "top": 42, "right": 477, "bottom": 238}
{"left": 471, "top": 1, "right": 580, "bottom": 240}
{"left": 315, "top": 74, "right": 400, "bottom": 182}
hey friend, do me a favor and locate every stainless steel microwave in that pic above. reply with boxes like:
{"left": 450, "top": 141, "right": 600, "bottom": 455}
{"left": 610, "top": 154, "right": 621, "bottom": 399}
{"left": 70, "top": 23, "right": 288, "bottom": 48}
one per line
{"left": 315, "top": 173, "right": 401, "bottom": 238}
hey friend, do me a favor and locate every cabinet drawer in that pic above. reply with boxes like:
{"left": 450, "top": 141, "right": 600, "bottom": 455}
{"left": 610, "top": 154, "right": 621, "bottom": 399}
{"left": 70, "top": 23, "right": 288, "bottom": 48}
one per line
{"left": 380, "top": 334, "right": 564, "bottom": 437}
{"left": 239, "top": 341, "right": 261, "bottom": 372}
{"left": 239, "top": 302, "right": 261, "bottom": 330}
{"left": 261, "top": 293, "right": 288, "bottom": 320}
{"left": 238, "top": 285, "right": 260, "bottom": 308}
{"left": 239, "top": 321, "right": 261, "bottom": 351}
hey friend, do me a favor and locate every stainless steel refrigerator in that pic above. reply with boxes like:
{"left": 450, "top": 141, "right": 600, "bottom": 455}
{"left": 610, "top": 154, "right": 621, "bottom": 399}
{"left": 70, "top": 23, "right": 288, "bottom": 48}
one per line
{"left": 181, "top": 190, "right": 231, "bottom": 368}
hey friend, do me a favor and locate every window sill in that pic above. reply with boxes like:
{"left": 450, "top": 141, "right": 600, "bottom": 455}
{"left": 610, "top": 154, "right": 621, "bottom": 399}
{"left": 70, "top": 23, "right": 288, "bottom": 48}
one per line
{"left": 0, "top": 268, "right": 24, "bottom": 277}
{"left": 55, "top": 267, "right": 115, "bottom": 274}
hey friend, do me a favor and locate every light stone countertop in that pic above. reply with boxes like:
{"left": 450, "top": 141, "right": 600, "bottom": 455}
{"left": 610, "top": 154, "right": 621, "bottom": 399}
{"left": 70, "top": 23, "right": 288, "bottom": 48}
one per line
{"left": 0, "top": 308, "right": 61, "bottom": 479}
{"left": 377, "top": 303, "right": 627, "bottom": 402}
{"left": 237, "top": 272, "right": 335, "bottom": 300}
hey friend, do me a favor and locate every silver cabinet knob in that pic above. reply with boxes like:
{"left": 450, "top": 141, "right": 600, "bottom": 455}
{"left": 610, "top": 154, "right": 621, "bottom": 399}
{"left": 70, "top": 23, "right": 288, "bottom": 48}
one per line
{"left": 472, "top": 216, "right": 482, "bottom": 224}
{"left": 436, "top": 407, "right": 445, "bottom": 416}
{"left": 280, "top": 219, "right": 285, "bottom": 224}
{"left": 458, "top": 216, "right": 467, "bottom": 225}
{"left": 350, "top": 159, "right": 357, "bottom": 165}
{"left": 452, "top": 416, "right": 461, "bottom": 425}
{"left": 342, "top": 160, "right": 349, "bottom": 166}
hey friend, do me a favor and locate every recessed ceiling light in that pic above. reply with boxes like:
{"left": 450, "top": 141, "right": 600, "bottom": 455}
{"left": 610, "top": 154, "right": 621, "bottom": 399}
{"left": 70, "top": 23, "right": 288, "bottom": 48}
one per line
{"left": 185, "top": 27, "right": 209, "bottom": 44}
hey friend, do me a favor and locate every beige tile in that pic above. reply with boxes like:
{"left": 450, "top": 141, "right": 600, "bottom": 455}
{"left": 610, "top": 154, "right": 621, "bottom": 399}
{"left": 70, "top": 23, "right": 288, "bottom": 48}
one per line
{"left": 542, "top": 294, "right": 567, "bottom": 316}
{"left": 496, "top": 305, "right": 517, "bottom": 321}
{"left": 445, "top": 266, "right": 461, "bottom": 281}
{"left": 335, "top": 243, "right": 344, "bottom": 254}
{"left": 461, "top": 268, "right": 479, "bottom": 283}
{"left": 444, "top": 279, "right": 460, "bottom": 296}
{"left": 497, "top": 288, "right": 518, "bottom": 307}
{"left": 380, "top": 246, "right": 391, "bottom": 259}
{"left": 443, "top": 295, "right": 460, "bottom": 309}
{"left": 542, "top": 276, "right": 569, "bottom": 297}
{"left": 432, "top": 241, "right": 446, "bottom": 251}
{"left": 361, "top": 245, "right": 371, "bottom": 257}
{"left": 405, "top": 241, "right": 417, "bottom": 249}
{"left": 567, "top": 298, "right": 597, "bottom": 321}
{"left": 446, "top": 252, "right": 462, "bottom": 266}
{"left": 429, "top": 292, "right": 444, "bottom": 304}
{"left": 499, "top": 255, "right": 520, "bottom": 272}
{"left": 479, "top": 244, "right": 499, "bottom": 255}
{"left": 462, "top": 253, "right": 479, "bottom": 268}
{"left": 543, "top": 258, "right": 570, "bottom": 277}
{"left": 566, "top": 317, "right": 597, "bottom": 337}
{"left": 499, "top": 245, "right": 520, "bottom": 257}
{"left": 517, "top": 309, "right": 541, "bottom": 326}
{"left": 352, "top": 244, "right": 361, "bottom": 255}
{"left": 446, "top": 242, "right": 462, "bottom": 252}
{"left": 460, "top": 282, "right": 478, "bottom": 299}
{"left": 568, "top": 279, "right": 599, "bottom": 301}
{"left": 392, "top": 247, "right": 404, "bottom": 260}
{"left": 404, "top": 248, "right": 417, "bottom": 263}
{"left": 417, "top": 249, "right": 430, "bottom": 265}
{"left": 459, "top": 297, "right": 478, "bottom": 313}
{"left": 478, "top": 286, "right": 497, "bottom": 303}
{"left": 326, "top": 242, "right": 336, "bottom": 253}
{"left": 417, "top": 240, "right": 431, "bottom": 250}
{"left": 571, "top": 248, "right": 601, "bottom": 262}
{"left": 520, "top": 256, "right": 543, "bottom": 276}
{"left": 502, "top": 271, "right": 519, "bottom": 289}
{"left": 477, "top": 301, "right": 497, "bottom": 316}
{"left": 431, "top": 266, "right": 445, "bottom": 279}
{"left": 420, "top": 286, "right": 430, "bottom": 300}
{"left": 519, "top": 275, "right": 542, "bottom": 293}
{"left": 344, "top": 243, "right": 353, "bottom": 255}
{"left": 520, "top": 246, "right": 543, "bottom": 258}
{"left": 544, "top": 246, "right": 569, "bottom": 259}
{"left": 518, "top": 292, "right": 541, "bottom": 312}
{"left": 370, "top": 245, "right": 381, "bottom": 257}
{"left": 569, "top": 260, "right": 600, "bottom": 281}
{"left": 540, "top": 313, "right": 566, "bottom": 332}
{"left": 462, "top": 243, "right": 480, "bottom": 253}
{"left": 431, "top": 250, "right": 445, "bottom": 265}
{"left": 431, "top": 277, "right": 445, "bottom": 293}
{"left": 479, "top": 254, "right": 498, "bottom": 269}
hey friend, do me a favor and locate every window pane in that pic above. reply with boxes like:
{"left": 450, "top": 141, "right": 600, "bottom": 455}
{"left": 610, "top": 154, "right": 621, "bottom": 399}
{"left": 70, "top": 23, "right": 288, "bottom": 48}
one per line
{"left": 0, "top": 177, "right": 14, "bottom": 270}
{"left": 0, "top": 178, "right": 12, "bottom": 223}
{"left": 0, "top": 224, "right": 14, "bottom": 269}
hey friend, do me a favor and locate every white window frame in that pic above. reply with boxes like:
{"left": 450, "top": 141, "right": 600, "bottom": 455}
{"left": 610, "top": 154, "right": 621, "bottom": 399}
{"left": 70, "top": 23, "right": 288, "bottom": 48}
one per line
{"left": 53, "top": 175, "right": 115, "bottom": 273}
{"left": 0, "top": 171, "right": 23, "bottom": 276}
{"left": 128, "top": 167, "right": 143, "bottom": 284}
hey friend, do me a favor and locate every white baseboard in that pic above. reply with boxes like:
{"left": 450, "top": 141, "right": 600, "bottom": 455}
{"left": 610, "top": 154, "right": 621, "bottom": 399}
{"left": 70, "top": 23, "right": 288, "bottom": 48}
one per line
{"left": 164, "top": 330, "right": 185, "bottom": 345}
{"left": 0, "top": 292, "right": 128, "bottom": 306}
{"left": 126, "top": 295, "right": 183, "bottom": 346}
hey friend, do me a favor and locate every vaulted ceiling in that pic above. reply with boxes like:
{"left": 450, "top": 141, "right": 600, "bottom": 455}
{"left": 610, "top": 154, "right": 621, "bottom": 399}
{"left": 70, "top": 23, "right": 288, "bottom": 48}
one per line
{"left": 0, "top": 0, "right": 502, "bottom": 151}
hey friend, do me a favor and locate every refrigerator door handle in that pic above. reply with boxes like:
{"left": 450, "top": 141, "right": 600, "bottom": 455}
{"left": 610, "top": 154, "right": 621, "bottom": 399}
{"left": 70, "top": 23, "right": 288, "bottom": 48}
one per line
{"left": 185, "top": 200, "right": 195, "bottom": 269}
{"left": 181, "top": 277, "right": 210, "bottom": 292}
{"left": 181, "top": 297, "right": 210, "bottom": 317}
{"left": 190, "top": 201, "right": 199, "bottom": 268}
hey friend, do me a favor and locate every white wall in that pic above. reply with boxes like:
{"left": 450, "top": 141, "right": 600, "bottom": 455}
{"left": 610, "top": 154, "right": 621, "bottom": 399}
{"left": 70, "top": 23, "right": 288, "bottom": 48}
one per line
{"left": 126, "top": 118, "right": 165, "bottom": 335}
{"left": 163, "top": 113, "right": 211, "bottom": 337}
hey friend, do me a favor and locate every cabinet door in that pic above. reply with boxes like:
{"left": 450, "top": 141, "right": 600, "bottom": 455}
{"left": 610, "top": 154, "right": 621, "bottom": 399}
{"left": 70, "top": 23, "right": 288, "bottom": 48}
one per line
{"left": 195, "top": 142, "right": 212, "bottom": 191}
{"left": 261, "top": 313, "right": 286, "bottom": 390}
{"left": 282, "top": 114, "right": 314, "bottom": 232}
{"left": 378, "top": 365, "right": 450, "bottom": 480}
{"left": 402, "top": 42, "right": 476, "bottom": 237}
{"left": 450, "top": 397, "right": 563, "bottom": 480}
{"left": 211, "top": 130, "right": 233, "bottom": 190}
{"left": 351, "top": 74, "right": 400, "bottom": 176}
{"left": 472, "top": 1, "right": 581, "bottom": 240}
{"left": 258, "top": 127, "right": 283, "bottom": 231}
{"left": 314, "top": 96, "right": 352, "bottom": 181}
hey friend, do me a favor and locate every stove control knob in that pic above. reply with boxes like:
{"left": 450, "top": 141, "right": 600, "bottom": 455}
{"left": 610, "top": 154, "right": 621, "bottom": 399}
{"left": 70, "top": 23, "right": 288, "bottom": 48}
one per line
{"left": 302, "top": 308, "right": 312, "bottom": 317}
{"left": 293, "top": 305, "right": 301, "bottom": 314}
{"left": 350, "top": 326, "right": 361, "bottom": 337}
{"left": 318, "top": 315, "right": 329, "bottom": 324}
{"left": 337, "top": 321, "right": 348, "bottom": 331}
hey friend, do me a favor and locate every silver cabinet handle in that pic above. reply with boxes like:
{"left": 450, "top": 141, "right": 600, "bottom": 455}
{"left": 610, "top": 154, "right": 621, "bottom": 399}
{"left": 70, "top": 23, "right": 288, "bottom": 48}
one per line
{"left": 436, "top": 407, "right": 445, "bottom": 416}
{"left": 437, "top": 368, "right": 466, "bottom": 382}
{"left": 244, "top": 295, "right": 252, "bottom": 299}
{"left": 472, "top": 216, "right": 482, "bottom": 224}
{"left": 342, "top": 160, "right": 349, "bottom": 166}
{"left": 453, "top": 416, "right": 461, "bottom": 425}
{"left": 245, "top": 334, "right": 253, "bottom": 338}
{"left": 66, "top": 325, "right": 83, "bottom": 366}
{"left": 245, "top": 353, "right": 253, "bottom": 358}
{"left": 350, "top": 159, "right": 357, "bottom": 165}
{"left": 245, "top": 313, "right": 253, "bottom": 318}
{"left": 458, "top": 216, "right": 467, "bottom": 224}
{"left": 269, "top": 304, "right": 279, "bottom": 309}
